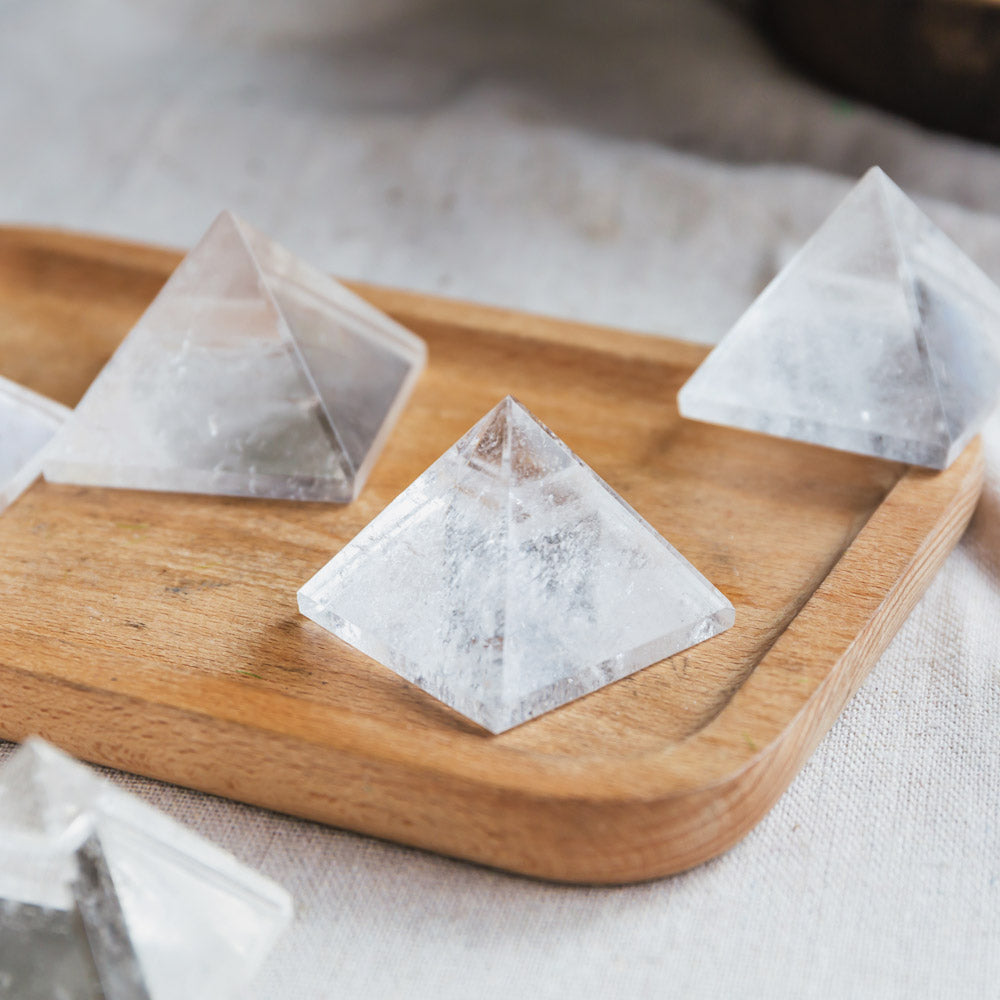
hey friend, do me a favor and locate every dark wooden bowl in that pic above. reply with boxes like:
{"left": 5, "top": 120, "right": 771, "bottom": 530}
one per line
{"left": 762, "top": 0, "right": 1000, "bottom": 144}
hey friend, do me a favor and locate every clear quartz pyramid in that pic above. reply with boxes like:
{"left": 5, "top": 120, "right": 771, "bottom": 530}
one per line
{"left": 0, "top": 740, "right": 293, "bottom": 1000}
{"left": 298, "top": 397, "right": 734, "bottom": 733}
{"left": 0, "top": 374, "right": 69, "bottom": 512}
{"left": 43, "top": 212, "right": 426, "bottom": 501}
{"left": 677, "top": 167, "right": 1000, "bottom": 469}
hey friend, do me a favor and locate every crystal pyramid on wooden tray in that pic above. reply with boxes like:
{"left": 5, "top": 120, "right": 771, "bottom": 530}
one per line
{"left": 677, "top": 167, "right": 1000, "bottom": 469}
{"left": 299, "top": 396, "right": 734, "bottom": 734}
{"left": 0, "top": 739, "right": 293, "bottom": 1000}
{"left": 43, "top": 211, "right": 426, "bottom": 501}
{"left": 0, "top": 374, "right": 68, "bottom": 512}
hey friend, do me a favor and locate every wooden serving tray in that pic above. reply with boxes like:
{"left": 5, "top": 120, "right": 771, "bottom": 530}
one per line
{"left": 0, "top": 226, "right": 983, "bottom": 884}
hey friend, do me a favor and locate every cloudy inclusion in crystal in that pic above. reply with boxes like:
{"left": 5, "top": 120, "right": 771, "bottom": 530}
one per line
{"left": 0, "top": 375, "right": 68, "bottom": 512}
{"left": 43, "top": 211, "right": 426, "bottom": 501}
{"left": 678, "top": 167, "right": 1000, "bottom": 469}
{"left": 299, "top": 397, "right": 734, "bottom": 733}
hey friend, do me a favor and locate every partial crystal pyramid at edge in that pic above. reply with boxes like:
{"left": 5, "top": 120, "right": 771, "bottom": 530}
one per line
{"left": 298, "top": 396, "right": 735, "bottom": 733}
{"left": 677, "top": 166, "right": 1000, "bottom": 469}
{"left": 0, "top": 739, "right": 293, "bottom": 1000}
{"left": 42, "top": 211, "right": 427, "bottom": 501}
{"left": 0, "top": 374, "right": 69, "bottom": 512}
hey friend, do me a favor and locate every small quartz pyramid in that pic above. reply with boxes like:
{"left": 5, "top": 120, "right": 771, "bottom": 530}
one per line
{"left": 677, "top": 167, "right": 1000, "bottom": 469}
{"left": 0, "top": 374, "right": 69, "bottom": 512}
{"left": 43, "top": 212, "right": 426, "bottom": 501}
{"left": 299, "top": 397, "right": 734, "bottom": 733}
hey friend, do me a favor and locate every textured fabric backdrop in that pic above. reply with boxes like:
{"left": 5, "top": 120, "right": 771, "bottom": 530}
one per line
{"left": 1, "top": 1, "right": 998, "bottom": 997}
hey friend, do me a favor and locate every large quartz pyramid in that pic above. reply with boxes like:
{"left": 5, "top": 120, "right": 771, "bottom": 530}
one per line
{"left": 678, "top": 167, "right": 1000, "bottom": 469}
{"left": 1, "top": 374, "right": 69, "bottom": 512}
{"left": 43, "top": 212, "right": 426, "bottom": 501}
{"left": 0, "top": 739, "right": 292, "bottom": 1000}
{"left": 299, "top": 397, "right": 734, "bottom": 733}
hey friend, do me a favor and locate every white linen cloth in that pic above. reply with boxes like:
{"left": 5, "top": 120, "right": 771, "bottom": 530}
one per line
{"left": 1, "top": 1, "right": 998, "bottom": 996}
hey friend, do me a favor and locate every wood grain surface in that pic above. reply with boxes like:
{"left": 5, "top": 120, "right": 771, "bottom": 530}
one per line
{"left": 0, "top": 225, "right": 984, "bottom": 883}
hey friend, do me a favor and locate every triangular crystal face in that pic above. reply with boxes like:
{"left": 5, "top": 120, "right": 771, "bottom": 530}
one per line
{"left": 0, "top": 374, "right": 69, "bottom": 512}
{"left": 43, "top": 212, "right": 426, "bottom": 501}
{"left": 298, "top": 397, "right": 734, "bottom": 733}
{"left": 677, "top": 167, "right": 1000, "bottom": 469}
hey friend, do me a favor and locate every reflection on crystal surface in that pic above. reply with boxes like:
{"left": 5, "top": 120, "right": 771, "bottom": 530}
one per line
{"left": 43, "top": 211, "right": 426, "bottom": 501}
{"left": 0, "top": 374, "right": 68, "bottom": 512}
{"left": 677, "top": 167, "right": 1000, "bottom": 469}
{"left": 299, "top": 396, "right": 734, "bottom": 733}
{"left": 0, "top": 740, "right": 292, "bottom": 1000}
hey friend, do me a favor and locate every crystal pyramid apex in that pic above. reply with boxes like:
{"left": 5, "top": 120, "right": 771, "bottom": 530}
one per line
{"left": 866, "top": 164, "right": 918, "bottom": 214}
{"left": 457, "top": 396, "right": 512, "bottom": 473}
{"left": 211, "top": 207, "right": 246, "bottom": 234}
{"left": 862, "top": 164, "right": 897, "bottom": 201}
{"left": 457, "top": 395, "right": 575, "bottom": 484}
{"left": 869, "top": 168, "right": 939, "bottom": 256}
{"left": 158, "top": 210, "right": 268, "bottom": 303}
{"left": 204, "top": 208, "right": 265, "bottom": 251}
{"left": 217, "top": 207, "right": 249, "bottom": 228}
{"left": 855, "top": 165, "right": 909, "bottom": 209}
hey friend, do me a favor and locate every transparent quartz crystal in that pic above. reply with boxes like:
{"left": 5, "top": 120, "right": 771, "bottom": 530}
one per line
{"left": 678, "top": 167, "right": 1000, "bottom": 469}
{"left": 0, "top": 374, "right": 68, "bottom": 512}
{"left": 43, "top": 211, "right": 426, "bottom": 501}
{"left": 299, "top": 396, "right": 734, "bottom": 733}
{"left": 0, "top": 740, "right": 292, "bottom": 1000}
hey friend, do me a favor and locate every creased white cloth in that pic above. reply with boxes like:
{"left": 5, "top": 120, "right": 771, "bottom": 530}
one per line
{"left": 1, "top": 0, "right": 998, "bottom": 997}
